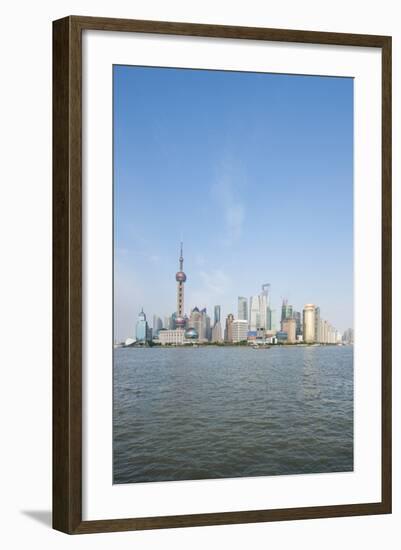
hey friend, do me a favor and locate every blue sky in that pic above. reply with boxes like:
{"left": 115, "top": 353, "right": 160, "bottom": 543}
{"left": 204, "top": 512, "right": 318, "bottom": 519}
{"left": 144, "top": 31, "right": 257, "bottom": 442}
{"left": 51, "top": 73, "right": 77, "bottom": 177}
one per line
{"left": 114, "top": 65, "right": 353, "bottom": 341}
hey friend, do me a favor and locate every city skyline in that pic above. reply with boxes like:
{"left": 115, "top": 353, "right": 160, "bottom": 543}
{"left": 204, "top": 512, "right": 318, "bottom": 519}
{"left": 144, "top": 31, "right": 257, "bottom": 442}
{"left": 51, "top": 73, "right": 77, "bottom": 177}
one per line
{"left": 114, "top": 66, "right": 353, "bottom": 341}
{"left": 121, "top": 241, "right": 347, "bottom": 345}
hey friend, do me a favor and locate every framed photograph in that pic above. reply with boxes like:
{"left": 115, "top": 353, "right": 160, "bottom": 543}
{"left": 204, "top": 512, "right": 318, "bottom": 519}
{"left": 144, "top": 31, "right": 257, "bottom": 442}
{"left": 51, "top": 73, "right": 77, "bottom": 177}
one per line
{"left": 53, "top": 16, "right": 392, "bottom": 534}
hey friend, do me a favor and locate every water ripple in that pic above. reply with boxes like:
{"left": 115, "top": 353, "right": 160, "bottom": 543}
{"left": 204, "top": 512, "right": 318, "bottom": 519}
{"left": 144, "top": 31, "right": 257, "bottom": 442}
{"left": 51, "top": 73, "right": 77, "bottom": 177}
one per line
{"left": 113, "top": 346, "right": 353, "bottom": 483}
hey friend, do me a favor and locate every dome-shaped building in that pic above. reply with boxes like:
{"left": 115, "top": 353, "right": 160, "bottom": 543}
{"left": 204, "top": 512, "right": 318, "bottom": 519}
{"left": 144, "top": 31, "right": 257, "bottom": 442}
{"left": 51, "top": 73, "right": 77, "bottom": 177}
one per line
{"left": 185, "top": 327, "right": 199, "bottom": 340}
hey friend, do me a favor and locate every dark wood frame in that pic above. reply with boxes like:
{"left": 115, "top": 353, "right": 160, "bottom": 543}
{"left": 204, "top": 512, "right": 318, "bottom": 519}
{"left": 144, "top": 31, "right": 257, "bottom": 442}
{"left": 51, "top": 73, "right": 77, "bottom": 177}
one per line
{"left": 53, "top": 15, "right": 392, "bottom": 534}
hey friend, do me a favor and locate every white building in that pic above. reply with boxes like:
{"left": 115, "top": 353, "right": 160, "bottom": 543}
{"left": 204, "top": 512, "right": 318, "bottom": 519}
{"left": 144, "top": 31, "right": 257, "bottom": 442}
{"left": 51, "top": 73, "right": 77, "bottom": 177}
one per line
{"left": 232, "top": 320, "right": 249, "bottom": 342}
{"left": 249, "top": 295, "right": 260, "bottom": 331}
{"left": 249, "top": 285, "right": 271, "bottom": 331}
{"left": 158, "top": 329, "right": 185, "bottom": 345}
{"left": 303, "top": 304, "right": 316, "bottom": 343}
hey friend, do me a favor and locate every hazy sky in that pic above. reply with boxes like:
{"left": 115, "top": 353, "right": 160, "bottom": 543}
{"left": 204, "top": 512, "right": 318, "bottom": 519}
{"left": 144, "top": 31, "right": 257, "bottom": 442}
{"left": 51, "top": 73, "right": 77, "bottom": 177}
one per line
{"left": 113, "top": 65, "right": 353, "bottom": 341}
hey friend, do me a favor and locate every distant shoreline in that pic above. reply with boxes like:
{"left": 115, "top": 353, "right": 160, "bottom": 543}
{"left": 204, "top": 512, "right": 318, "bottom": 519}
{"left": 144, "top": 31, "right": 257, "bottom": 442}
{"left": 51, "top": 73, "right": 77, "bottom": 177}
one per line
{"left": 114, "top": 342, "right": 351, "bottom": 349}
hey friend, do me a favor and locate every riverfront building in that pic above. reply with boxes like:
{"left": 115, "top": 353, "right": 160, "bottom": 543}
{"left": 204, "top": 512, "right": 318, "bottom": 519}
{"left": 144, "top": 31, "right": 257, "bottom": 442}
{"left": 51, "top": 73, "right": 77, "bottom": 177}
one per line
{"left": 211, "top": 305, "right": 223, "bottom": 342}
{"left": 303, "top": 304, "right": 316, "bottom": 343}
{"left": 158, "top": 329, "right": 185, "bottom": 345}
{"left": 237, "top": 297, "right": 248, "bottom": 321}
{"left": 232, "top": 320, "right": 249, "bottom": 342}
{"left": 225, "top": 313, "right": 234, "bottom": 342}
{"left": 314, "top": 306, "right": 321, "bottom": 343}
{"left": 152, "top": 315, "right": 163, "bottom": 337}
{"left": 343, "top": 328, "right": 354, "bottom": 344}
{"left": 211, "top": 322, "right": 223, "bottom": 342}
{"left": 294, "top": 310, "right": 302, "bottom": 336}
{"left": 282, "top": 318, "right": 297, "bottom": 343}
{"left": 249, "top": 284, "right": 271, "bottom": 331}
{"left": 249, "top": 295, "right": 260, "bottom": 331}
{"left": 281, "top": 299, "right": 293, "bottom": 326}
{"left": 135, "top": 308, "right": 149, "bottom": 342}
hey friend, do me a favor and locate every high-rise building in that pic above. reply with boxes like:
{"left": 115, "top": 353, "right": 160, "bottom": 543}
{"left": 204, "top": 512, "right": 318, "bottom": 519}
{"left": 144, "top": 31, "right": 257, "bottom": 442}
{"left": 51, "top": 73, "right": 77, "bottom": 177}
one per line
{"left": 190, "top": 307, "right": 203, "bottom": 339}
{"left": 249, "top": 295, "right": 260, "bottom": 331}
{"left": 163, "top": 316, "right": 171, "bottom": 330}
{"left": 261, "top": 283, "right": 271, "bottom": 329}
{"left": 204, "top": 309, "right": 211, "bottom": 341}
{"left": 211, "top": 305, "right": 223, "bottom": 342}
{"left": 189, "top": 307, "right": 209, "bottom": 341}
{"left": 320, "top": 318, "right": 328, "bottom": 343}
{"left": 211, "top": 323, "right": 223, "bottom": 342}
{"left": 152, "top": 315, "right": 163, "bottom": 338}
{"left": 249, "top": 285, "right": 271, "bottom": 331}
{"left": 282, "top": 318, "right": 297, "bottom": 343}
{"left": 237, "top": 297, "right": 248, "bottom": 321}
{"left": 258, "top": 293, "right": 268, "bottom": 330}
{"left": 225, "top": 313, "right": 234, "bottom": 342}
{"left": 175, "top": 242, "right": 187, "bottom": 328}
{"left": 294, "top": 311, "right": 302, "bottom": 336}
{"left": 214, "top": 305, "right": 221, "bottom": 324}
{"left": 314, "top": 306, "right": 321, "bottom": 343}
{"left": 135, "top": 308, "right": 149, "bottom": 342}
{"left": 303, "top": 304, "right": 316, "bottom": 343}
{"left": 232, "top": 320, "right": 248, "bottom": 342}
{"left": 170, "top": 311, "right": 177, "bottom": 330}
{"left": 281, "top": 298, "right": 293, "bottom": 325}
{"left": 342, "top": 328, "right": 354, "bottom": 344}
{"left": 270, "top": 309, "right": 277, "bottom": 331}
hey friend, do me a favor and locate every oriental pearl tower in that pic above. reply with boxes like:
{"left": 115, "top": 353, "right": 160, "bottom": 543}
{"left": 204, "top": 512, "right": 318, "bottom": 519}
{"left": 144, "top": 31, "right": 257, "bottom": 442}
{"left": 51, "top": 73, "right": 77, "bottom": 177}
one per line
{"left": 175, "top": 242, "right": 187, "bottom": 328}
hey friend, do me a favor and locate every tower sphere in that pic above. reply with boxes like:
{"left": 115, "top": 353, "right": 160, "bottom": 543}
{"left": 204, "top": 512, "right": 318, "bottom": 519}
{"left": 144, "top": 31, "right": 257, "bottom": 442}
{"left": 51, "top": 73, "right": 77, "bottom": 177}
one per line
{"left": 175, "top": 316, "right": 186, "bottom": 327}
{"left": 176, "top": 271, "right": 187, "bottom": 282}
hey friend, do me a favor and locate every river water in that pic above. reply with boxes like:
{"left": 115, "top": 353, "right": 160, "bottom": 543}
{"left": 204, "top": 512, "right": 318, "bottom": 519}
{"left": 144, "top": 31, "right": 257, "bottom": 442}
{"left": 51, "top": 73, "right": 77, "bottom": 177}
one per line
{"left": 113, "top": 345, "right": 353, "bottom": 484}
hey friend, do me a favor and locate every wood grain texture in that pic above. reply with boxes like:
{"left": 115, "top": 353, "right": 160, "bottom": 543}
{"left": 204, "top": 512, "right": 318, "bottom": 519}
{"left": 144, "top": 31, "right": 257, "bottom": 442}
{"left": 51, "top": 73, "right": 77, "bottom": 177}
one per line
{"left": 52, "top": 15, "right": 392, "bottom": 534}
{"left": 381, "top": 36, "right": 392, "bottom": 514}
{"left": 52, "top": 16, "right": 82, "bottom": 534}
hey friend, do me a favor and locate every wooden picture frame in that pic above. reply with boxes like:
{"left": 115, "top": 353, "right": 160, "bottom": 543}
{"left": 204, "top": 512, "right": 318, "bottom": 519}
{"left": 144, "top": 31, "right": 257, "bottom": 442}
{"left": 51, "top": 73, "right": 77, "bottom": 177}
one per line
{"left": 53, "top": 15, "right": 392, "bottom": 534}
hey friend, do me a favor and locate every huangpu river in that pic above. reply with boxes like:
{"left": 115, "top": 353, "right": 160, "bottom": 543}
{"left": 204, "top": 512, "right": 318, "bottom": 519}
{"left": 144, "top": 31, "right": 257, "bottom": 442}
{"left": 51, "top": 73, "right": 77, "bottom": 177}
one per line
{"left": 113, "top": 345, "right": 353, "bottom": 484}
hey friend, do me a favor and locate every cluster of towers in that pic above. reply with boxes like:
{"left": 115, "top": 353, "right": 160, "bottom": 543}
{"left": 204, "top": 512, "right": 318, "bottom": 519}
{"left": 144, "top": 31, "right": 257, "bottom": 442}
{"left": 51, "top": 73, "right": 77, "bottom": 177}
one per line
{"left": 132, "top": 243, "right": 347, "bottom": 346}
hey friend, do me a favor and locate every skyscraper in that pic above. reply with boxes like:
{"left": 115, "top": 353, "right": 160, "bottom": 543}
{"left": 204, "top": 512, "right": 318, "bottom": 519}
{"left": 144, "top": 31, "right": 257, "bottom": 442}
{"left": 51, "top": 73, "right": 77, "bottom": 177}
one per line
{"left": 163, "top": 316, "right": 171, "bottom": 330}
{"left": 249, "top": 285, "right": 271, "bottom": 331}
{"left": 225, "top": 313, "right": 234, "bottom": 342}
{"left": 135, "top": 308, "right": 149, "bottom": 342}
{"left": 211, "top": 323, "right": 223, "bottom": 343}
{"left": 270, "top": 309, "right": 277, "bottom": 331}
{"left": 190, "top": 307, "right": 202, "bottom": 339}
{"left": 249, "top": 295, "right": 261, "bottom": 331}
{"left": 281, "top": 298, "right": 293, "bottom": 324}
{"left": 303, "top": 304, "right": 316, "bottom": 343}
{"left": 314, "top": 306, "right": 321, "bottom": 343}
{"left": 342, "top": 328, "right": 354, "bottom": 344}
{"left": 294, "top": 310, "right": 302, "bottom": 337}
{"left": 152, "top": 315, "right": 163, "bottom": 338}
{"left": 175, "top": 242, "right": 187, "bottom": 328}
{"left": 204, "top": 308, "right": 211, "bottom": 341}
{"left": 237, "top": 297, "right": 248, "bottom": 321}
{"left": 212, "top": 305, "right": 223, "bottom": 343}
{"left": 260, "top": 283, "right": 272, "bottom": 330}
{"left": 282, "top": 318, "right": 297, "bottom": 343}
